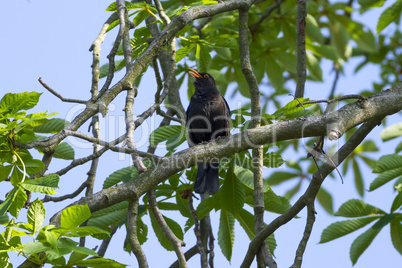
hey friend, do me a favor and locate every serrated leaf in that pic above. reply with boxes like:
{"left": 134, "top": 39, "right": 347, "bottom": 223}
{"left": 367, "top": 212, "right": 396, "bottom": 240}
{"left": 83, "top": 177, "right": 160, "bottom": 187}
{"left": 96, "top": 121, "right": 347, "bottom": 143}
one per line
{"left": 75, "top": 258, "right": 127, "bottom": 268}
{"left": 218, "top": 209, "right": 235, "bottom": 262}
{"left": 22, "top": 241, "right": 50, "bottom": 255}
{"left": 316, "top": 187, "right": 334, "bottom": 214}
{"left": 264, "top": 189, "right": 291, "bottom": 214}
{"left": 376, "top": 0, "right": 402, "bottom": 33}
{"left": 265, "top": 171, "right": 299, "bottom": 185}
{"left": 272, "top": 52, "right": 297, "bottom": 73}
{"left": 61, "top": 204, "right": 91, "bottom": 229}
{"left": 380, "top": 123, "right": 402, "bottom": 141}
{"left": 176, "top": 44, "right": 196, "bottom": 62}
{"left": 266, "top": 54, "right": 284, "bottom": 90}
{"left": 0, "top": 188, "right": 18, "bottom": 216}
{"left": 308, "top": 44, "right": 339, "bottom": 61}
{"left": 350, "top": 223, "right": 383, "bottom": 264}
{"left": 306, "top": 51, "right": 323, "bottom": 81}
{"left": 149, "top": 213, "right": 183, "bottom": 251}
{"left": 0, "top": 92, "right": 41, "bottom": 112}
{"left": 27, "top": 199, "right": 45, "bottom": 235}
{"left": 88, "top": 201, "right": 128, "bottom": 228}
{"left": 196, "top": 44, "right": 211, "bottom": 73}
{"left": 391, "top": 191, "right": 402, "bottom": 212}
{"left": 352, "top": 159, "right": 364, "bottom": 197}
{"left": 370, "top": 154, "right": 402, "bottom": 191}
{"left": 358, "top": 0, "right": 385, "bottom": 9}
{"left": 33, "top": 118, "right": 69, "bottom": 133}
{"left": 18, "top": 158, "right": 44, "bottom": 175}
{"left": 21, "top": 174, "right": 60, "bottom": 194}
{"left": 0, "top": 165, "right": 13, "bottom": 182}
{"left": 149, "top": 125, "right": 185, "bottom": 146}
{"left": 70, "top": 226, "right": 111, "bottom": 237}
{"left": 220, "top": 166, "right": 245, "bottom": 214}
{"left": 103, "top": 167, "right": 134, "bottom": 189}
{"left": 8, "top": 186, "right": 27, "bottom": 218}
{"left": 306, "top": 14, "right": 324, "bottom": 44}
{"left": 320, "top": 217, "right": 379, "bottom": 243}
{"left": 176, "top": 194, "right": 191, "bottom": 218}
{"left": 53, "top": 142, "right": 75, "bottom": 160}
{"left": 390, "top": 220, "right": 402, "bottom": 255}
{"left": 334, "top": 199, "right": 385, "bottom": 217}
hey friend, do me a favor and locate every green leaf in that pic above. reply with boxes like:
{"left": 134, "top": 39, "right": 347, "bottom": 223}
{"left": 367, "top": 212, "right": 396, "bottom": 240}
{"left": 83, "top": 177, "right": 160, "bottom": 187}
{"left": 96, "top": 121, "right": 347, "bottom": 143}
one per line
{"left": 352, "top": 159, "right": 365, "bottom": 197}
{"left": 376, "top": 0, "right": 402, "bottom": 33}
{"left": 22, "top": 241, "right": 50, "bottom": 255}
{"left": 319, "top": 217, "right": 380, "bottom": 243}
{"left": 305, "top": 14, "right": 324, "bottom": 44}
{"left": 350, "top": 222, "right": 384, "bottom": 264}
{"left": 218, "top": 209, "right": 235, "bottom": 262}
{"left": 0, "top": 165, "right": 13, "bottom": 182}
{"left": 265, "top": 171, "right": 299, "bottom": 185}
{"left": 0, "top": 188, "right": 18, "bottom": 216}
{"left": 220, "top": 165, "right": 245, "bottom": 214}
{"left": 176, "top": 44, "right": 196, "bottom": 62}
{"left": 0, "top": 92, "right": 41, "bottom": 112}
{"left": 264, "top": 189, "right": 291, "bottom": 214}
{"left": 149, "top": 213, "right": 183, "bottom": 251}
{"left": 33, "top": 118, "right": 69, "bottom": 133}
{"left": 380, "top": 123, "right": 402, "bottom": 141}
{"left": 316, "top": 187, "right": 334, "bottom": 214}
{"left": 266, "top": 54, "right": 284, "bottom": 90}
{"left": 88, "top": 201, "right": 128, "bottom": 228}
{"left": 61, "top": 204, "right": 91, "bottom": 229}
{"left": 306, "top": 51, "right": 323, "bottom": 81}
{"left": 75, "top": 258, "right": 127, "bottom": 268}
{"left": 133, "top": 10, "right": 150, "bottom": 27}
{"left": 358, "top": 0, "right": 385, "bottom": 9}
{"left": 370, "top": 154, "right": 402, "bottom": 191}
{"left": 70, "top": 226, "right": 111, "bottom": 237}
{"left": 263, "top": 152, "right": 285, "bottom": 168}
{"left": 329, "top": 19, "right": 351, "bottom": 60}
{"left": 21, "top": 174, "right": 60, "bottom": 194}
{"left": 196, "top": 44, "right": 211, "bottom": 73}
{"left": 18, "top": 159, "right": 44, "bottom": 175}
{"left": 27, "top": 199, "right": 46, "bottom": 235}
{"left": 391, "top": 191, "right": 402, "bottom": 212}
{"left": 53, "top": 142, "right": 75, "bottom": 160}
{"left": 390, "top": 220, "right": 402, "bottom": 255}
{"left": 176, "top": 194, "right": 191, "bottom": 218}
{"left": 353, "top": 29, "right": 376, "bottom": 53}
{"left": 149, "top": 125, "right": 185, "bottom": 146}
{"left": 308, "top": 44, "right": 339, "bottom": 62}
{"left": 334, "top": 199, "right": 385, "bottom": 217}
{"left": 103, "top": 167, "right": 134, "bottom": 189}
{"left": 272, "top": 52, "right": 297, "bottom": 74}
{"left": 8, "top": 186, "right": 27, "bottom": 218}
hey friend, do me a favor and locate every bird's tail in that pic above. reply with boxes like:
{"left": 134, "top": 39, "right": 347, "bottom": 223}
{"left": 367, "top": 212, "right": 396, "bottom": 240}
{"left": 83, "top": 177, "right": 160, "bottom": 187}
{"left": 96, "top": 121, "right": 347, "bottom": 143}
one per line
{"left": 194, "top": 162, "right": 220, "bottom": 194}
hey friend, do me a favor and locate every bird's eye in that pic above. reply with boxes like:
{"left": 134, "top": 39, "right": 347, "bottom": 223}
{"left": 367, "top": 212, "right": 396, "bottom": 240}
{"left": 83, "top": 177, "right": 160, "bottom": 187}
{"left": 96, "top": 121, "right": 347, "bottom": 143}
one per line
{"left": 204, "top": 74, "right": 209, "bottom": 78}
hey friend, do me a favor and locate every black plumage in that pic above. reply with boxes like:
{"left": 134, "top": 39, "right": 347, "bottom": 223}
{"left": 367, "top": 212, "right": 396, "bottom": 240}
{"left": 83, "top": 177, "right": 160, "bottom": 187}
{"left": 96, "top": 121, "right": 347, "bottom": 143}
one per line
{"left": 186, "top": 69, "right": 230, "bottom": 194}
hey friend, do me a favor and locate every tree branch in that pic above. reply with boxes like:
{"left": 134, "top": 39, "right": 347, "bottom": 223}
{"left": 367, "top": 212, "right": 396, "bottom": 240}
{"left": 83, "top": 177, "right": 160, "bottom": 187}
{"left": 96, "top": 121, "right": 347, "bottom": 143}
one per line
{"left": 239, "top": 115, "right": 386, "bottom": 268}
{"left": 48, "top": 85, "right": 402, "bottom": 226}
{"left": 295, "top": 0, "right": 307, "bottom": 98}
{"left": 188, "top": 194, "right": 208, "bottom": 268}
{"left": 126, "top": 199, "right": 148, "bottom": 268}
{"left": 169, "top": 245, "right": 200, "bottom": 268}
{"left": 250, "top": 0, "right": 285, "bottom": 33}
{"left": 290, "top": 202, "right": 316, "bottom": 268}
{"left": 148, "top": 189, "right": 187, "bottom": 267}
{"left": 38, "top": 77, "right": 86, "bottom": 104}
{"left": 239, "top": 7, "right": 276, "bottom": 267}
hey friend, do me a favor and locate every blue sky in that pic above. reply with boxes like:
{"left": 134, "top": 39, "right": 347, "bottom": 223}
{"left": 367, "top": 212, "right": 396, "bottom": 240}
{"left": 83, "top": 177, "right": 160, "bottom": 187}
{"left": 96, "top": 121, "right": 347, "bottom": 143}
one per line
{"left": 1, "top": 0, "right": 401, "bottom": 267}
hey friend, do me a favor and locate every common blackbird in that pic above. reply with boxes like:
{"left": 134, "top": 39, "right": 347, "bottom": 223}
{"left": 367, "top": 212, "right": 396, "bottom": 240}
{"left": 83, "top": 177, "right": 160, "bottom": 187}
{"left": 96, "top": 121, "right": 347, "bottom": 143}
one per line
{"left": 186, "top": 69, "right": 230, "bottom": 194}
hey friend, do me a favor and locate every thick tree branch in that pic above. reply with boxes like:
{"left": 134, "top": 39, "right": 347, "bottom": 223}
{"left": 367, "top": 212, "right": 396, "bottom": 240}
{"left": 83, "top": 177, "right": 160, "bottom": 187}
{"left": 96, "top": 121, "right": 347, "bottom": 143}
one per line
{"left": 49, "top": 85, "right": 402, "bottom": 226}
{"left": 295, "top": 0, "right": 306, "bottom": 98}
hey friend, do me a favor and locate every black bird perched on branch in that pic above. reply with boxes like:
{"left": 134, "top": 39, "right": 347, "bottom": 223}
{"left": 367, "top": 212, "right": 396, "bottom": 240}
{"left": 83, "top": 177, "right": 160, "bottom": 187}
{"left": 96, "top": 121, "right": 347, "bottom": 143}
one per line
{"left": 186, "top": 68, "right": 230, "bottom": 194}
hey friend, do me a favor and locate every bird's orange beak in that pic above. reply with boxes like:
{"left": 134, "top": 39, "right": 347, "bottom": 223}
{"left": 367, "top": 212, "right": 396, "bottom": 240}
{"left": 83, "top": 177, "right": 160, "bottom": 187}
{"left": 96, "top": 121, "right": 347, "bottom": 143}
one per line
{"left": 189, "top": 68, "right": 202, "bottom": 78}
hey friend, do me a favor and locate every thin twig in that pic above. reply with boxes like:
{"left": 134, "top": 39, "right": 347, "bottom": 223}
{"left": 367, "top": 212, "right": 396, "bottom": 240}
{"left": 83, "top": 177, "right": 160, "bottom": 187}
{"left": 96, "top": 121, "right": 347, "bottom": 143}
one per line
{"left": 328, "top": 67, "right": 340, "bottom": 99}
{"left": 169, "top": 245, "right": 200, "bottom": 268}
{"left": 148, "top": 189, "right": 187, "bottom": 267}
{"left": 126, "top": 200, "right": 148, "bottom": 268}
{"left": 297, "top": 94, "right": 367, "bottom": 107}
{"left": 38, "top": 77, "right": 86, "bottom": 104}
{"left": 64, "top": 130, "right": 160, "bottom": 161}
{"left": 290, "top": 202, "right": 316, "bottom": 268}
{"left": 42, "top": 180, "right": 87, "bottom": 203}
{"left": 153, "top": 0, "right": 171, "bottom": 25}
{"left": 188, "top": 194, "right": 208, "bottom": 268}
{"left": 295, "top": 0, "right": 307, "bottom": 98}
{"left": 117, "top": 0, "right": 133, "bottom": 69}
